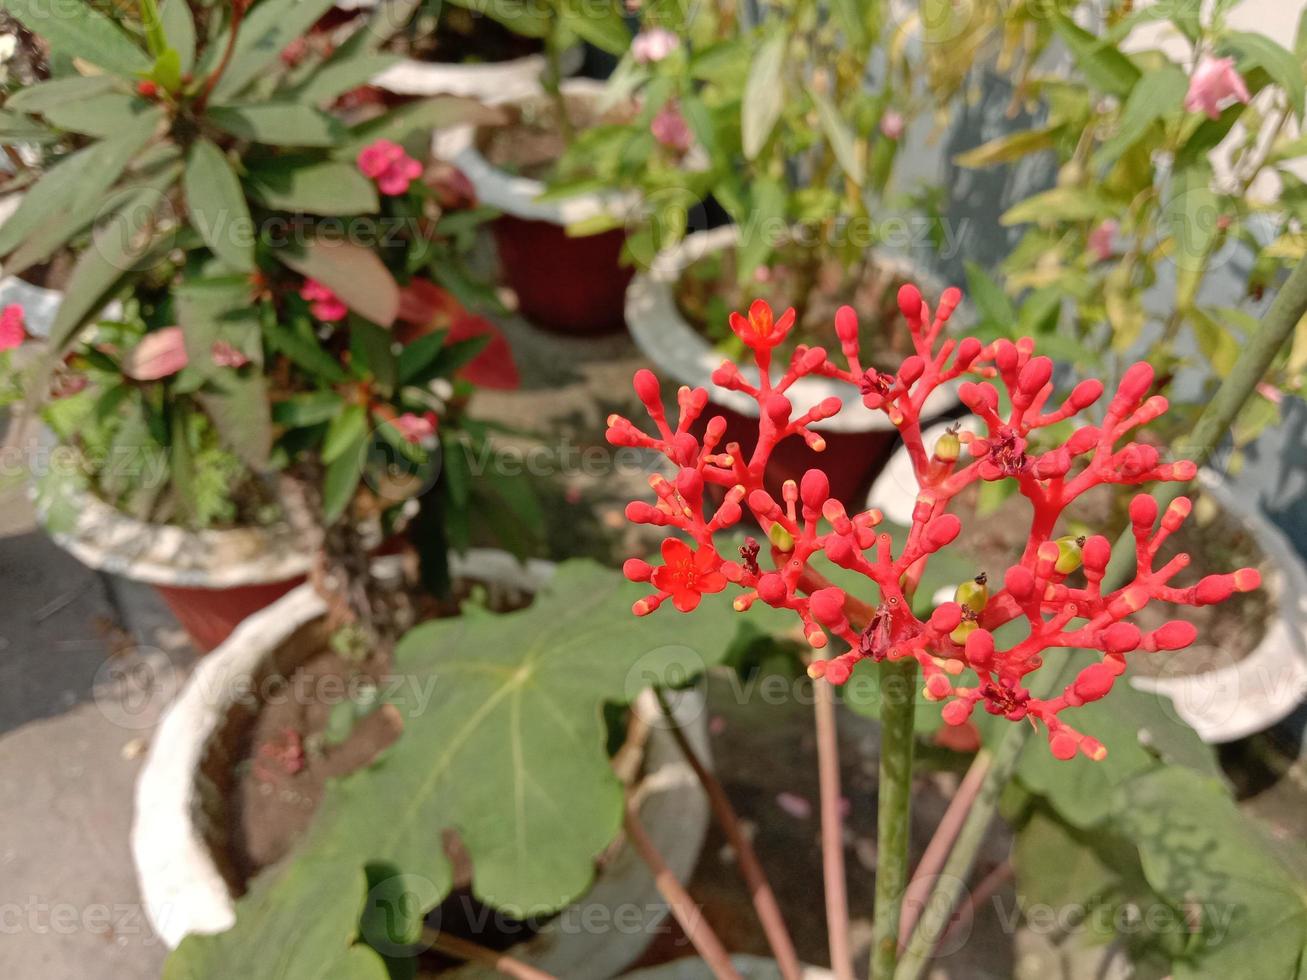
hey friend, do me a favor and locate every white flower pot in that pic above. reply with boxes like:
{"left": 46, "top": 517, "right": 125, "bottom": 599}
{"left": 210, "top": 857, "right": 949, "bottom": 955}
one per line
{"left": 0, "top": 192, "right": 63, "bottom": 338}
{"left": 371, "top": 44, "right": 584, "bottom": 100}
{"left": 869, "top": 420, "right": 1307, "bottom": 743}
{"left": 133, "top": 550, "right": 713, "bottom": 980}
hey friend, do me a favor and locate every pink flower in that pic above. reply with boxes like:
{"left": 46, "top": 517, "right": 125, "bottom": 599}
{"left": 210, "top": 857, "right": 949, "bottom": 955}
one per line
{"left": 631, "top": 27, "right": 679, "bottom": 64}
{"left": 211, "top": 341, "right": 250, "bottom": 369}
{"left": 880, "top": 110, "right": 905, "bottom": 140}
{"left": 1184, "top": 56, "right": 1250, "bottom": 120}
{"left": 300, "top": 279, "right": 348, "bottom": 322}
{"left": 357, "top": 139, "right": 423, "bottom": 196}
{"left": 0, "top": 305, "right": 26, "bottom": 352}
{"left": 651, "top": 103, "right": 693, "bottom": 153}
{"left": 1088, "top": 219, "right": 1118, "bottom": 263}
{"left": 123, "top": 327, "right": 189, "bottom": 381}
{"left": 391, "top": 411, "right": 439, "bottom": 444}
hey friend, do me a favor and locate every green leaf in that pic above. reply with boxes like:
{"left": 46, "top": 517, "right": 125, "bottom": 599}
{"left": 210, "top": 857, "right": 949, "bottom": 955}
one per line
{"left": 1092, "top": 65, "right": 1189, "bottom": 171}
{"left": 809, "top": 86, "right": 862, "bottom": 186}
{"left": 322, "top": 427, "right": 368, "bottom": 524}
{"left": 39, "top": 91, "right": 155, "bottom": 137}
{"left": 5, "top": 75, "right": 117, "bottom": 113}
{"left": 396, "top": 329, "right": 448, "bottom": 385}
{"left": 208, "top": 104, "right": 344, "bottom": 147}
{"left": 293, "top": 560, "right": 746, "bottom": 916}
{"left": 342, "top": 97, "right": 504, "bottom": 158}
{"left": 1000, "top": 186, "right": 1120, "bottom": 226}
{"left": 735, "top": 177, "right": 785, "bottom": 282}
{"left": 557, "top": 0, "right": 629, "bottom": 54}
{"left": 1190, "top": 307, "right": 1241, "bottom": 377}
{"left": 289, "top": 52, "right": 401, "bottom": 106}
{"left": 1225, "top": 31, "right": 1305, "bottom": 119}
{"left": 742, "top": 33, "right": 786, "bottom": 160}
{"left": 953, "top": 128, "right": 1058, "bottom": 169}
{"left": 323, "top": 404, "right": 368, "bottom": 464}
{"left": 265, "top": 314, "right": 350, "bottom": 384}
{"left": 160, "top": 0, "right": 196, "bottom": 72}
{"left": 205, "top": 0, "right": 339, "bottom": 101}
{"left": 0, "top": 109, "right": 162, "bottom": 264}
{"left": 1119, "top": 768, "right": 1307, "bottom": 980}
{"left": 964, "top": 260, "right": 1016, "bottom": 325}
{"left": 163, "top": 859, "right": 387, "bottom": 980}
{"left": 273, "top": 391, "right": 346, "bottom": 427}
{"left": 244, "top": 158, "right": 379, "bottom": 216}
{"left": 184, "top": 139, "right": 255, "bottom": 272}
{"left": 275, "top": 238, "right": 400, "bottom": 327}
{"left": 830, "top": 0, "right": 866, "bottom": 48}
{"left": 1164, "top": 162, "right": 1219, "bottom": 310}
{"left": 3, "top": 0, "right": 151, "bottom": 76}
{"left": 349, "top": 320, "right": 396, "bottom": 389}
{"left": 1052, "top": 13, "right": 1141, "bottom": 97}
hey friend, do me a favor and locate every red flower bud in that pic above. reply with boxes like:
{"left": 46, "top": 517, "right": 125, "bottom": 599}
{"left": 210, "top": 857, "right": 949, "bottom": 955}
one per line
{"left": 1017, "top": 355, "right": 1053, "bottom": 397}
{"left": 1073, "top": 663, "right": 1117, "bottom": 701}
{"left": 964, "top": 628, "right": 995, "bottom": 667}
{"left": 1129, "top": 494, "right": 1158, "bottom": 529}
{"left": 1102, "top": 622, "right": 1141, "bottom": 653}
{"left": 925, "top": 514, "right": 962, "bottom": 550}
{"left": 930, "top": 602, "right": 963, "bottom": 632}
{"left": 899, "top": 355, "right": 925, "bottom": 385}
{"left": 1114, "top": 362, "right": 1154, "bottom": 407}
{"left": 1067, "top": 378, "right": 1103, "bottom": 411}
{"left": 993, "top": 339, "right": 1018, "bottom": 373}
{"left": 757, "top": 573, "right": 788, "bottom": 605}
{"left": 1004, "top": 565, "right": 1035, "bottom": 600}
{"left": 954, "top": 336, "right": 982, "bottom": 369}
{"left": 1081, "top": 535, "right": 1112, "bottom": 573}
{"left": 1144, "top": 621, "right": 1197, "bottom": 652}
{"left": 925, "top": 673, "right": 952, "bottom": 699}
{"left": 1161, "top": 497, "right": 1191, "bottom": 532}
{"left": 764, "top": 392, "right": 792, "bottom": 422}
{"left": 1194, "top": 574, "right": 1235, "bottom": 605}
{"left": 676, "top": 467, "right": 703, "bottom": 499}
{"left": 801, "top": 469, "right": 830, "bottom": 510}
{"left": 809, "top": 587, "right": 847, "bottom": 626}
{"left": 835, "top": 305, "right": 859, "bottom": 343}
{"left": 1050, "top": 731, "right": 1079, "bottom": 761}
{"left": 624, "top": 558, "right": 653, "bottom": 582}
{"left": 749, "top": 489, "right": 781, "bottom": 520}
{"left": 1065, "top": 426, "right": 1100, "bottom": 455}
{"left": 942, "top": 699, "right": 974, "bottom": 726}
{"left": 634, "top": 369, "right": 662, "bottom": 409}
{"left": 897, "top": 283, "right": 923, "bottom": 320}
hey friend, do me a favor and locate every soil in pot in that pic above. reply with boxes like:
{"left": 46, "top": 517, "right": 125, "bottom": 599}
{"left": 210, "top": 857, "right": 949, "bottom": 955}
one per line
{"left": 477, "top": 96, "right": 637, "bottom": 336}
{"left": 952, "top": 482, "right": 1273, "bottom": 678}
{"left": 390, "top": 5, "right": 543, "bottom": 65}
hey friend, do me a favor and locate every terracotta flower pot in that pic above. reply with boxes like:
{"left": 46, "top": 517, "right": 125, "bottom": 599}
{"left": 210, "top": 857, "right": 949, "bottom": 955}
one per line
{"left": 434, "top": 78, "right": 641, "bottom": 337}
{"left": 626, "top": 226, "right": 965, "bottom": 510}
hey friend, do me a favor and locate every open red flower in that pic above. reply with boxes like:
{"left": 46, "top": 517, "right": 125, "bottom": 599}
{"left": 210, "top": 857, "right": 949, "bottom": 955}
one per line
{"left": 650, "top": 539, "right": 728, "bottom": 612}
{"left": 728, "top": 299, "right": 796, "bottom": 353}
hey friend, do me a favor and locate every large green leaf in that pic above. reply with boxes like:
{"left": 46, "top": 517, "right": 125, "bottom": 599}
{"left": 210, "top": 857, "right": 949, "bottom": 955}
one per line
{"left": 1052, "top": 13, "right": 1141, "bottom": 97}
{"left": 1119, "top": 768, "right": 1307, "bottom": 979}
{"left": 40, "top": 91, "right": 156, "bottom": 137}
{"left": 164, "top": 859, "right": 387, "bottom": 980}
{"left": 204, "top": 0, "right": 338, "bottom": 101}
{"left": 809, "top": 86, "right": 862, "bottom": 186}
{"left": 244, "top": 158, "right": 379, "bottom": 216}
{"left": 322, "top": 426, "right": 368, "bottom": 524}
{"left": 0, "top": 108, "right": 162, "bottom": 263}
{"left": 557, "top": 0, "right": 629, "bottom": 54}
{"left": 1225, "top": 31, "right": 1305, "bottom": 119}
{"left": 741, "top": 33, "right": 786, "bottom": 160}
{"left": 288, "top": 51, "right": 401, "bottom": 106}
{"left": 275, "top": 238, "right": 400, "bottom": 327}
{"left": 2, "top": 0, "right": 150, "bottom": 76}
{"left": 1000, "top": 186, "right": 1120, "bottom": 226}
{"left": 208, "top": 104, "right": 344, "bottom": 147}
{"left": 298, "top": 560, "right": 744, "bottom": 915}
{"left": 184, "top": 139, "right": 255, "bottom": 272}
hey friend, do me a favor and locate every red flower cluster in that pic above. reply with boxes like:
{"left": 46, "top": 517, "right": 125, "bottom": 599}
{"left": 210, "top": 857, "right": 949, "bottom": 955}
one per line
{"left": 607, "top": 285, "right": 1260, "bottom": 760}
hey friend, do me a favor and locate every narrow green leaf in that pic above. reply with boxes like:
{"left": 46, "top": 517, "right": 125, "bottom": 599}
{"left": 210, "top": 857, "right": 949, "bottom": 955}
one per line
{"left": 184, "top": 139, "right": 255, "bottom": 272}
{"left": 41, "top": 92, "right": 155, "bottom": 138}
{"left": 809, "top": 86, "right": 862, "bottom": 186}
{"left": 3, "top": 0, "right": 150, "bottom": 75}
{"left": 1224, "top": 31, "right": 1305, "bottom": 119}
{"left": 323, "top": 404, "right": 368, "bottom": 464}
{"left": 207, "top": 0, "right": 338, "bottom": 101}
{"left": 244, "top": 158, "right": 379, "bottom": 216}
{"left": 208, "top": 104, "right": 344, "bottom": 147}
{"left": 1052, "top": 13, "right": 1141, "bottom": 97}
{"left": 322, "top": 428, "right": 368, "bottom": 524}
{"left": 1165, "top": 163, "right": 1220, "bottom": 310}
{"left": 963, "top": 260, "right": 1016, "bottom": 325}
{"left": 273, "top": 391, "right": 345, "bottom": 427}
{"left": 1092, "top": 65, "right": 1188, "bottom": 171}
{"left": 953, "top": 128, "right": 1058, "bottom": 169}
{"left": 396, "top": 329, "right": 448, "bottom": 385}
{"left": 150, "top": 48, "right": 183, "bottom": 93}
{"left": 735, "top": 176, "right": 785, "bottom": 281}
{"left": 6, "top": 75, "right": 117, "bottom": 113}
{"left": 341, "top": 96, "right": 504, "bottom": 158}
{"left": 160, "top": 0, "right": 196, "bottom": 72}
{"left": 742, "top": 34, "right": 786, "bottom": 160}
{"left": 557, "top": 0, "right": 629, "bottom": 54}
{"left": 1000, "top": 186, "right": 1120, "bottom": 226}
{"left": 288, "top": 52, "right": 401, "bottom": 106}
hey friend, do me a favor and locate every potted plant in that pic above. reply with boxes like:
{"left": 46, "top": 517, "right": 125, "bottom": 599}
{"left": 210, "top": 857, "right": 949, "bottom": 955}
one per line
{"left": 557, "top": 5, "right": 963, "bottom": 504}
{"left": 358, "top": 0, "right": 585, "bottom": 100}
{"left": 0, "top": 0, "right": 520, "bottom": 648}
{"left": 433, "top": 0, "right": 636, "bottom": 336}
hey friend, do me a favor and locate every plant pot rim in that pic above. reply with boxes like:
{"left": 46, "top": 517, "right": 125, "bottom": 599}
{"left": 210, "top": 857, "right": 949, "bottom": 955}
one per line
{"left": 370, "top": 43, "right": 583, "bottom": 98}
{"left": 133, "top": 550, "right": 712, "bottom": 980}
{"left": 869, "top": 419, "right": 1307, "bottom": 743}
{"left": 625, "top": 225, "right": 965, "bottom": 434}
{"left": 432, "top": 76, "right": 641, "bottom": 227}
{"left": 31, "top": 457, "right": 312, "bottom": 590}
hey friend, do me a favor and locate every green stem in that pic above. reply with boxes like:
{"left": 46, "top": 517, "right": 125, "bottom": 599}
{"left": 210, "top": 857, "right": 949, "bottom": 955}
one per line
{"left": 870, "top": 657, "right": 918, "bottom": 980}
{"left": 895, "top": 251, "right": 1307, "bottom": 980}
{"left": 543, "top": 25, "right": 574, "bottom": 146}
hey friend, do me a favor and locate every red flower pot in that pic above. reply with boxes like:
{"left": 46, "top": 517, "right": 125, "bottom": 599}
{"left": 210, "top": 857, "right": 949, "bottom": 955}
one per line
{"left": 153, "top": 578, "right": 306, "bottom": 653}
{"left": 492, "top": 215, "right": 632, "bottom": 336}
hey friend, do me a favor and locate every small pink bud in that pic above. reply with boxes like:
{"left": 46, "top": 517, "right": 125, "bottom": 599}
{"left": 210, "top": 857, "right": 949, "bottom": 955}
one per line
{"left": 757, "top": 573, "right": 788, "bottom": 605}
{"left": 1129, "top": 494, "right": 1158, "bottom": 529}
{"left": 1102, "top": 622, "right": 1141, "bottom": 653}
{"left": 809, "top": 587, "right": 847, "bottom": 626}
{"left": 1065, "top": 426, "right": 1100, "bottom": 455}
{"left": 624, "top": 558, "right": 653, "bottom": 582}
{"left": 942, "top": 699, "right": 974, "bottom": 726}
{"left": 835, "top": 305, "right": 859, "bottom": 343}
{"left": 764, "top": 392, "right": 792, "bottom": 422}
{"left": 749, "top": 489, "right": 780, "bottom": 519}
{"left": 930, "top": 602, "right": 963, "bottom": 632}
{"left": 1161, "top": 497, "right": 1191, "bottom": 532}
{"left": 1082, "top": 535, "right": 1111, "bottom": 573}
{"left": 801, "top": 469, "right": 830, "bottom": 510}
{"left": 925, "top": 514, "right": 961, "bottom": 550}
{"left": 1004, "top": 565, "right": 1035, "bottom": 600}
{"left": 954, "top": 336, "right": 982, "bottom": 369}
{"left": 964, "top": 629, "right": 995, "bottom": 667}
{"left": 1145, "top": 621, "right": 1197, "bottom": 652}
{"left": 1067, "top": 378, "right": 1103, "bottom": 410}
{"left": 1073, "top": 663, "right": 1117, "bottom": 701}
{"left": 1017, "top": 356, "right": 1052, "bottom": 396}
{"left": 897, "top": 283, "right": 923, "bottom": 321}
{"left": 1050, "top": 732, "right": 1079, "bottom": 761}
{"left": 634, "top": 369, "right": 661, "bottom": 408}
{"left": 1115, "top": 362, "right": 1154, "bottom": 407}
{"left": 925, "top": 674, "right": 952, "bottom": 699}
{"left": 899, "top": 355, "right": 925, "bottom": 385}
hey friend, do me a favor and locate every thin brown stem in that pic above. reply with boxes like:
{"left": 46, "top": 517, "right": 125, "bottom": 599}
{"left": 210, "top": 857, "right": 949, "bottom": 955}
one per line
{"left": 896, "top": 751, "right": 991, "bottom": 949}
{"left": 654, "top": 689, "right": 802, "bottom": 980}
{"left": 623, "top": 800, "right": 743, "bottom": 980}
{"left": 421, "top": 930, "right": 557, "bottom": 980}
{"left": 194, "top": 0, "right": 247, "bottom": 113}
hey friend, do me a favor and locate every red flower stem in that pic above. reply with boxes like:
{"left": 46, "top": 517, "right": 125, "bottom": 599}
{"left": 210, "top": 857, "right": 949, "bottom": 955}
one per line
{"left": 813, "top": 660, "right": 855, "bottom": 980}
{"left": 422, "top": 932, "right": 557, "bottom": 980}
{"left": 896, "top": 252, "right": 1307, "bottom": 980}
{"left": 194, "top": 0, "right": 246, "bottom": 114}
{"left": 895, "top": 750, "right": 992, "bottom": 950}
{"left": 623, "top": 800, "right": 743, "bottom": 980}
{"left": 653, "top": 689, "right": 803, "bottom": 980}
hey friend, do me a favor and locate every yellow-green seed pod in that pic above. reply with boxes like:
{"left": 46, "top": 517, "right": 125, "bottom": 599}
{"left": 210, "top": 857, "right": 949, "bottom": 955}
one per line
{"left": 933, "top": 430, "right": 961, "bottom": 463}
{"left": 954, "top": 573, "right": 989, "bottom": 614}
{"left": 950, "top": 620, "right": 978, "bottom": 645}
{"left": 1054, "top": 535, "right": 1085, "bottom": 575}
{"left": 768, "top": 522, "right": 795, "bottom": 552}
